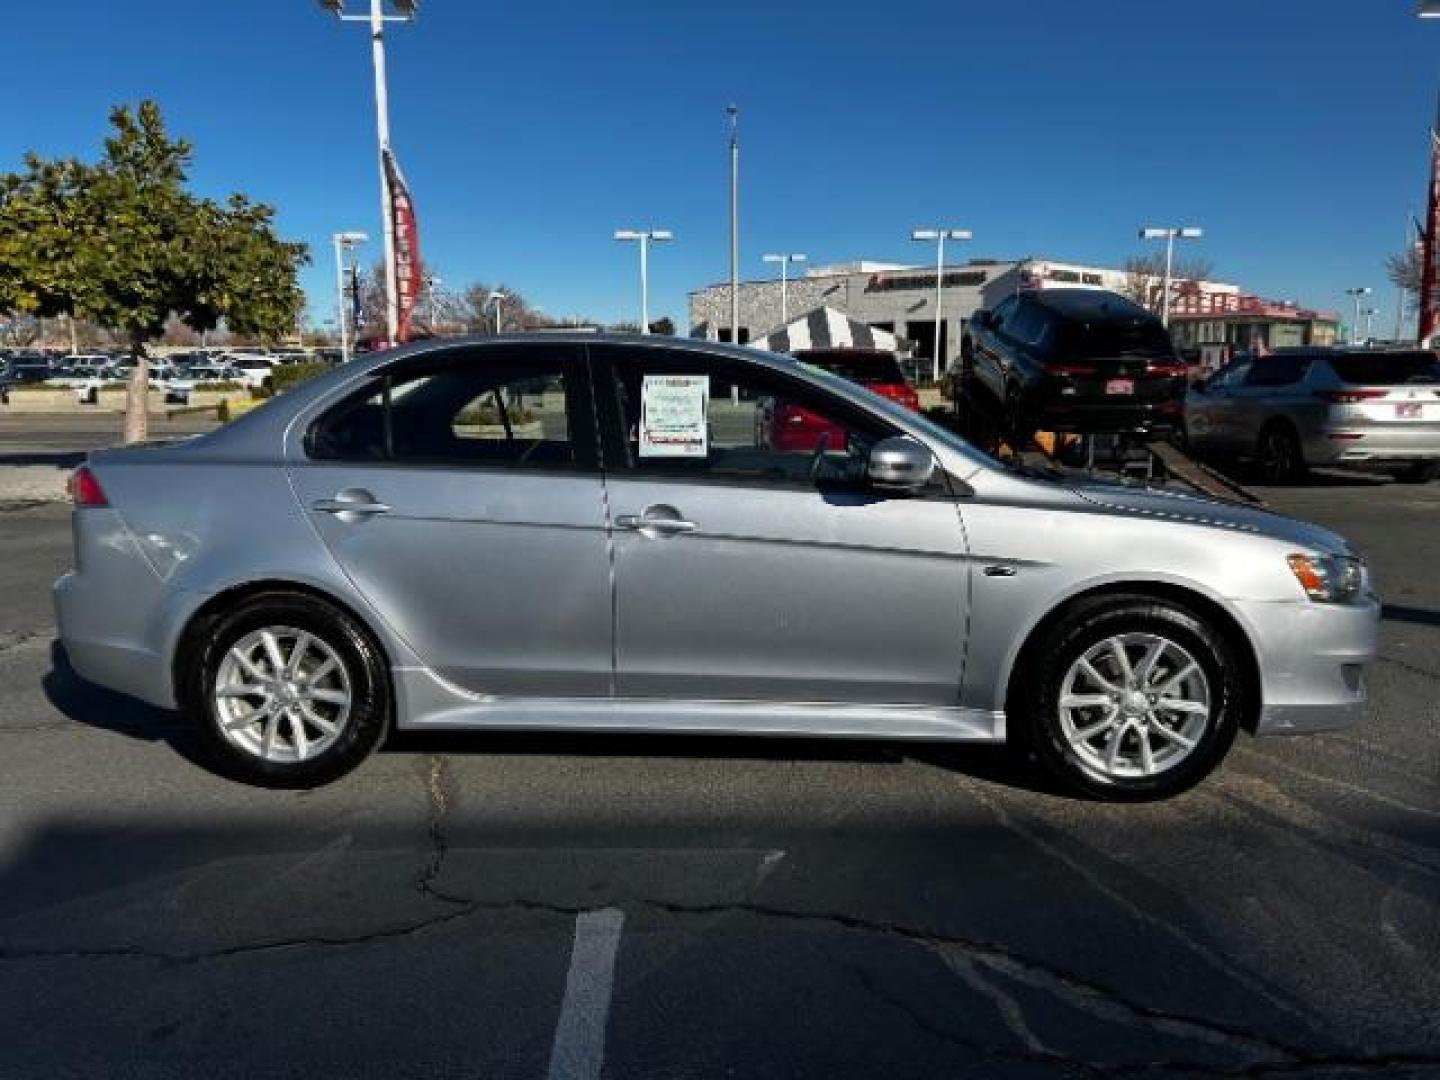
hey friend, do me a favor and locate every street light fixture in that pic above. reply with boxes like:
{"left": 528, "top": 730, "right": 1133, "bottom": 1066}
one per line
{"left": 1345, "top": 287, "right": 1374, "bottom": 344}
{"left": 332, "top": 231, "right": 368, "bottom": 363}
{"left": 488, "top": 290, "right": 508, "bottom": 335}
{"left": 614, "top": 229, "right": 673, "bottom": 334}
{"left": 910, "top": 228, "right": 972, "bottom": 381}
{"left": 1138, "top": 226, "right": 1204, "bottom": 328}
{"left": 318, "top": 0, "right": 419, "bottom": 346}
{"left": 1417, "top": 1, "right": 1440, "bottom": 16}
{"left": 762, "top": 253, "right": 807, "bottom": 326}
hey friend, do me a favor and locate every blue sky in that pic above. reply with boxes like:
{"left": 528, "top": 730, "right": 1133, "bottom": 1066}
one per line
{"left": 4, "top": 0, "right": 1439, "bottom": 330}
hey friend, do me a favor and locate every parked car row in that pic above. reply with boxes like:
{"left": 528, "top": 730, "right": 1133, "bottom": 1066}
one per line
{"left": 1, "top": 347, "right": 333, "bottom": 402}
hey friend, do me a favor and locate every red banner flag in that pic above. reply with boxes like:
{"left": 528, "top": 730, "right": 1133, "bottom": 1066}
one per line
{"left": 1419, "top": 125, "right": 1440, "bottom": 346}
{"left": 383, "top": 147, "right": 422, "bottom": 344}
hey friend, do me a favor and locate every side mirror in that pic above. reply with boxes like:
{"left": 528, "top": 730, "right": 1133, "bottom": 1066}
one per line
{"left": 868, "top": 436, "right": 936, "bottom": 492}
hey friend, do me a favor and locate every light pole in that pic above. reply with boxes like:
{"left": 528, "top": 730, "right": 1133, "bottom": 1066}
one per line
{"left": 488, "top": 290, "right": 508, "bottom": 334}
{"left": 318, "top": 0, "right": 418, "bottom": 346}
{"left": 911, "top": 228, "right": 972, "bottom": 381}
{"left": 1139, "top": 226, "right": 1204, "bottom": 328}
{"left": 332, "top": 231, "right": 368, "bottom": 363}
{"left": 762, "top": 253, "right": 807, "bottom": 326}
{"left": 614, "top": 229, "right": 673, "bottom": 333}
{"left": 1363, "top": 306, "right": 1379, "bottom": 343}
{"left": 423, "top": 274, "right": 442, "bottom": 333}
{"left": 1344, "top": 287, "right": 1373, "bottom": 344}
{"left": 728, "top": 105, "right": 740, "bottom": 345}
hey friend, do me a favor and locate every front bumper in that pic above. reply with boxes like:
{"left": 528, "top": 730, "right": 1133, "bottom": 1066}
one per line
{"left": 1235, "top": 594, "right": 1379, "bottom": 735}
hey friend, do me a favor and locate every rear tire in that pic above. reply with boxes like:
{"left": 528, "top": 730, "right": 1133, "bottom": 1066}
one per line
{"left": 1397, "top": 461, "right": 1439, "bottom": 484}
{"left": 1255, "top": 422, "right": 1306, "bottom": 484}
{"left": 1012, "top": 595, "right": 1244, "bottom": 801}
{"left": 185, "top": 591, "right": 391, "bottom": 788}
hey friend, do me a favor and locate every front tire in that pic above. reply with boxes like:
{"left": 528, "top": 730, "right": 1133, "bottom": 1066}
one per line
{"left": 186, "top": 591, "right": 391, "bottom": 788}
{"left": 1013, "top": 596, "right": 1245, "bottom": 801}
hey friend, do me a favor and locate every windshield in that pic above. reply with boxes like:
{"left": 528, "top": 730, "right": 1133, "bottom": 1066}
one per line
{"left": 1329, "top": 352, "right": 1440, "bottom": 385}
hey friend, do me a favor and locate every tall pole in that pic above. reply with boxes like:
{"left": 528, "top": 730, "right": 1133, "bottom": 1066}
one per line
{"left": 1396, "top": 212, "right": 1412, "bottom": 342}
{"left": 933, "top": 233, "right": 946, "bottom": 381}
{"left": 1161, "top": 232, "right": 1176, "bottom": 328}
{"left": 1353, "top": 292, "right": 1363, "bottom": 344}
{"left": 333, "top": 235, "right": 350, "bottom": 364}
{"left": 640, "top": 233, "right": 650, "bottom": 334}
{"left": 728, "top": 105, "right": 739, "bottom": 344}
{"left": 369, "top": 0, "right": 399, "bottom": 345}
{"left": 779, "top": 256, "right": 789, "bottom": 325}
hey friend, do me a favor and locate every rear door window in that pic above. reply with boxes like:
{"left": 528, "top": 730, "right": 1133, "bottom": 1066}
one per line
{"left": 1328, "top": 352, "right": 1440, "bottom": 385}
{"left": 1242, "top": 356, "right": 1311, "bottom": 388}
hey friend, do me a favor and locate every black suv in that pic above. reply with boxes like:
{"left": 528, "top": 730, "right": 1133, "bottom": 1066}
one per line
{"left": 956, "top": 289, "right": 1187, "bottom": 437}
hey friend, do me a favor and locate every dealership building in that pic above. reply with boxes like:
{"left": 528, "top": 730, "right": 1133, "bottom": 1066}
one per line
{"left": 688, "top": 258, "right": 1335, "bottom": 376}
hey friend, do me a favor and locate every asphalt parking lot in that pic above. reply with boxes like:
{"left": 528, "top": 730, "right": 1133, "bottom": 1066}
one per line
{"left": 0, "top": 418, "right": 1437, "bottom": 1078}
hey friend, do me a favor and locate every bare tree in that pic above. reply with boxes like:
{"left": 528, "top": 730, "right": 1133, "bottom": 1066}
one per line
{"left": 1122, "top": 252, "right": 1215, "bottom": 314}
{"left": 1387, "top": 247, "right": 1423, "bottom": 312}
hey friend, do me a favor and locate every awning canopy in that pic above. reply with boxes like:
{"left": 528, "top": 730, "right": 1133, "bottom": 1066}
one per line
{"left": 752, "top": 307, "right": 902, "bottom": 355}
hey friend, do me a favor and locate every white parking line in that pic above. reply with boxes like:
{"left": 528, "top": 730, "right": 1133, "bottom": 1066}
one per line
{"left": 546, "top": 907, "right": 626, "bottom": 1080}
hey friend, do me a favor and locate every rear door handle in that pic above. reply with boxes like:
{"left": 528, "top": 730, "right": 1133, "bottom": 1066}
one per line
{"left": 313, "top": 490, "right": 391, "bottom": 517}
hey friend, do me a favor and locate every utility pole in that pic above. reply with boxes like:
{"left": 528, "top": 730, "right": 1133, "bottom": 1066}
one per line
{"left": 728, "top": 105, "right": 740, "bottom": 345}
{"left": 332, "top": 231, "right": 368, "bottom": 363}
{"left": 1344, "top": 286, "right": 1372, "bottom": 345}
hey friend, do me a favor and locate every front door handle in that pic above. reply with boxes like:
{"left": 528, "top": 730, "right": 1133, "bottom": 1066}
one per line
{"left": 616, "top": 505, "right": 696, "bottom": 538}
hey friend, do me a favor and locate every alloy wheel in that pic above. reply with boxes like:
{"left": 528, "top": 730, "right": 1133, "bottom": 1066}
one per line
{"left": 213, "top": 625, "right": 353, "bottom": 763}
{"left": 1057, "top": 632, "right": 1211, "bottom": 781}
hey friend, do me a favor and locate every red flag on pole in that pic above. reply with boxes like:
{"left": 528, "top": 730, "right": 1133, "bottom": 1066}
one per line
{"left": 383, "top": 148, "right": 422, "bottom": 343}
{"left": 1418, "top": 117, "right": 1440, "bottom": 346}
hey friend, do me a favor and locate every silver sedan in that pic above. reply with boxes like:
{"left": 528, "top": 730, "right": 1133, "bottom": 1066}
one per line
{"left": 54, "top": 334, "right": 1379, "bottom": 799}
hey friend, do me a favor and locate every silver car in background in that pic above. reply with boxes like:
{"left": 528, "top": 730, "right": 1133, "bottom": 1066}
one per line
{"left": 54, "top": 334, "right": 1379, "bottom": 800}
{"left": 1185, "top": 347, "right": 1440, "bottom": 483}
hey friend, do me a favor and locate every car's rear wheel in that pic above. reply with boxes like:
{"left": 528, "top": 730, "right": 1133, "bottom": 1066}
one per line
{"left": 1255, "top": 422, "right": 1306, "bottom": 484}
{"left": 1396, "top": 460, "right": 1439, "bottom": 484}
{"left": 1014, "top": 595, "right": 1244, "bottom": 801}
{"left": 187, "top": 591, "right": 390, "bottom": 787}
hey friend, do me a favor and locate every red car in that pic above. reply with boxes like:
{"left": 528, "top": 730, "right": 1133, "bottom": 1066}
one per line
{"left": 770, "top": 348, "right": 921, "bottom": 453}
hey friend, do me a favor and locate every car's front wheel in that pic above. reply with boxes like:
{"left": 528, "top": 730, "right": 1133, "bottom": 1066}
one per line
{"left": 186, "top": 591, "right": 391, "bottom": 787}
{"left": 1014, "top": 595, "right": 1245, "bottom": 800}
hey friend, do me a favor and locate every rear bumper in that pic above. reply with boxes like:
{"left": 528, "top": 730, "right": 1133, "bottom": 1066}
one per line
{"left": 1235, "top": 595, "right": 1379, "bottom": 735}
{"left": 54, "top": 571, "right": 176, "bottom": 708}
{"left": 1308, "top": 424, "right": 1440, "bottom": 465}
{"left": 1034, "top": 397, "right": 1184, "bottom": 434}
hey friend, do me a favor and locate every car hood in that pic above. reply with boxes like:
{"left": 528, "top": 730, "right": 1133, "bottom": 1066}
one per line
{"left": 1064, "top": 479, "right": 1354, "bottom": 555}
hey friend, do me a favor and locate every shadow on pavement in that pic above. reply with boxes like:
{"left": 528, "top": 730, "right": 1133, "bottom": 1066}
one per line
{"left": 0, "top": 451, "right": 86, "bottom": 468}
{"left": 45, "top": 639, "right": 1059, "bottom": 798}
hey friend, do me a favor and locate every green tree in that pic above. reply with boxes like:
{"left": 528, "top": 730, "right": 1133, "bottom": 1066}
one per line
{"left": 0, "top": 101, "right": 307, "bottom": 441}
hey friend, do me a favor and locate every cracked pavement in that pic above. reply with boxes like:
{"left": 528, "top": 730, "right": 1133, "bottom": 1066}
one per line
{"left": 0, "top": 458, "right": 1437, "bottom": 1077}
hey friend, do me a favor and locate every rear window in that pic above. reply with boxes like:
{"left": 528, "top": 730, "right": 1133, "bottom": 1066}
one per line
{"left": 1057, "top": 318, "right": 1175, "bottom": 363}
{"left": 795, "top": 351, "right": 906, "bottom": 384}
{"left": 1328, "top": 352, "right": 1440, "bottom": 385}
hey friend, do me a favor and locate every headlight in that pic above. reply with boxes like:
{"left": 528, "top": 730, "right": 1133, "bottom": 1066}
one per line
{"left": 1287, "top": 553, "right": 1364, "bottom": 604}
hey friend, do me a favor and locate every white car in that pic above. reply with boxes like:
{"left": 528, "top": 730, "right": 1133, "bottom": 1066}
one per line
{"left": 220, "top": 354, "right": 281, "bottom": 392}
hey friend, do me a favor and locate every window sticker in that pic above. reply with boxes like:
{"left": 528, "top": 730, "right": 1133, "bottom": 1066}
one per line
{"left": 639, "top": 374, "right": 709, "bottom": 458}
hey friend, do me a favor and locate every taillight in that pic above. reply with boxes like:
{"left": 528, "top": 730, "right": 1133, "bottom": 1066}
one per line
{"left": 69, "top": 465, "right": 108, "bottom": 508}
{"left": 1315, "top": 390, "right": 1388, "bottom": 404}
{"left": 1046, "top": 364, "right": 1097, "bottom": 376}
{"left": 1147, "top": 362, "right": 1190, "bottom": 377}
